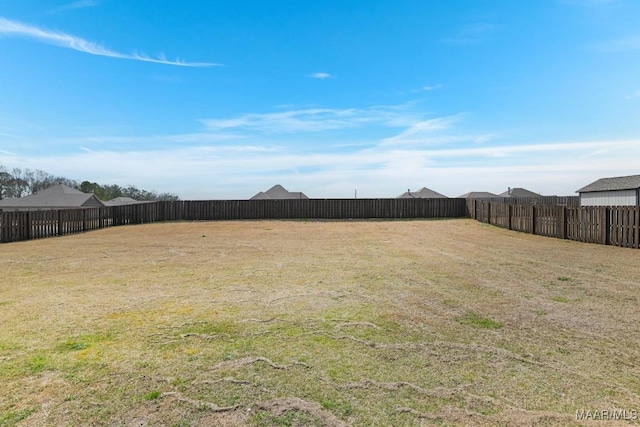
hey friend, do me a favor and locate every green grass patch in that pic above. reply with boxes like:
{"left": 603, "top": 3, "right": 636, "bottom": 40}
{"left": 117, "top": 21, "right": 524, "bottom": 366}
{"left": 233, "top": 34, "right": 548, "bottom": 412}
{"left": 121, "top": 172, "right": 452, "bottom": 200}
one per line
{"left": 550, "top": 296, "right": 569, "bottom": 303}
{"left": 321, "top": 398, "right": 354, "bottom": 417}
{"left": 143, "top": 390, "right": 161, "bottom": 401}
{"left": 457, "top": 312, "right": 502, "bottom": 329}
{"left": 59, "top": 340, "right": 90, "bottom": 352}
{"left": 25, "top": 353, "right": 55, "bottom": 374}
{"left": 0, "top": 408, "right": 36, "bottom": 426}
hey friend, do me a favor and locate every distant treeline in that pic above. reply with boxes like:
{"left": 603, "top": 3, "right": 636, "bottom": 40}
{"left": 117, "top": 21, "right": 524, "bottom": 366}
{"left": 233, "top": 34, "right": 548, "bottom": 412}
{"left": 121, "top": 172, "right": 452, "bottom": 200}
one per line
{"left": 0, "top": 164, "right": 179, "bottom": 201}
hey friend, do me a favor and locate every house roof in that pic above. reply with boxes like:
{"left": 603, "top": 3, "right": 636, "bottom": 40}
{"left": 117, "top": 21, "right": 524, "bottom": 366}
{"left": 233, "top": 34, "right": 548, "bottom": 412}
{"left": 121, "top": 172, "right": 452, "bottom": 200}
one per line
{"left": 250, "top": 185, "right": 308, "bottom": 200}
{"left": 576, "top": 174, "right": 640, "bottom": 193}
{"left": 104, "top": 197, "right": 141, "bottom": 206}
{"left": 498, "top": 187, "right": 540, "bottom": 197}
{"left": 397, "top": 187, "right": 448, "bottom": 198}
{"left": 458, "top": 191, "right": 499, "bottom": 199}
{"left": 0, "top": 184, "right": 104, "bottom": 210}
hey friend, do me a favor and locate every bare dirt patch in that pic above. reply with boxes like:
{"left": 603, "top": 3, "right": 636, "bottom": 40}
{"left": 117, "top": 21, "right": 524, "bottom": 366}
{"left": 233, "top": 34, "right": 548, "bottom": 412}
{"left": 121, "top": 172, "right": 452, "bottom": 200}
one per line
{"left": 1, "top": 219, "right": 639, "bottom": 426}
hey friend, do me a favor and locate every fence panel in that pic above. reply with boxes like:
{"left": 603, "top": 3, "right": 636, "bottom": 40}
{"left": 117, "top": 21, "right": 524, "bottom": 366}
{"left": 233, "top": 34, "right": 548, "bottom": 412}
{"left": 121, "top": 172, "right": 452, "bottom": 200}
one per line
{"left": 565, "top": 207, "right": 606, "bottom": 244}
{"left": 609, "top": 206, "right": 640, "bottom": 248}
{"left": 489, "top": 203, "right": 509, "bottom": 229}
{"left": 534, "top": 205, "right": 563, "bottom": 238}
{"left": 510, "top": 205, "right": 533, "bottom": 233}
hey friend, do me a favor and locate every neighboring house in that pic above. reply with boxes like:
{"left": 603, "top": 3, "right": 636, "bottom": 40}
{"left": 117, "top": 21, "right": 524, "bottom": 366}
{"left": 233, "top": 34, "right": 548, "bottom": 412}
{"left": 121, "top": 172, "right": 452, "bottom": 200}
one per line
{"left": 576, "top": 174, "right": 640, "bottom": 206}
{"left": 397, "top": 187, "right": 448, "bottom": 198}
{"left": 458, "top": 191, "right": 499, "bottom": 199}
{"left": 250, "top": 184, "right": 308, "bottom": 200}
{"left": 104, "top": 197, "right": 141, "bottom": 206}
{"left": 0, "top": 184, "right": 104, "bottom": 211}
{"left": 499, "top": 187, "right": 540, "bottom": 198}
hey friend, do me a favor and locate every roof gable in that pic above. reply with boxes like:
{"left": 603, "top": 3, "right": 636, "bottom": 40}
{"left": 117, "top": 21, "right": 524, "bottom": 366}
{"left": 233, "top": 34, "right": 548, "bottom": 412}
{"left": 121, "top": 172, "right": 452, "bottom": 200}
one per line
{"left": 397, "top": 187, "right": 448, "bottom": 198}
{"left": 499, "top": 187, "right": 540, "bottom": 197}
{"left": 576, "top": 175, "right": 640, "bottom": 193}
{"left": 458, "top": 191, "right": 499, "bottom": 198}
{"left": 251, "top": 185, "right": 308, "bottom": 200}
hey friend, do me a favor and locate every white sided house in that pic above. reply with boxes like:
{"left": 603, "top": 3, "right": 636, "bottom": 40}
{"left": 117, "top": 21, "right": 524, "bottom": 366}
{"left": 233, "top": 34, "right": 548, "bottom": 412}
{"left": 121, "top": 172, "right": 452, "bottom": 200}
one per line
{"left": 577, "top": 175, "right": 640, "bottom": 206}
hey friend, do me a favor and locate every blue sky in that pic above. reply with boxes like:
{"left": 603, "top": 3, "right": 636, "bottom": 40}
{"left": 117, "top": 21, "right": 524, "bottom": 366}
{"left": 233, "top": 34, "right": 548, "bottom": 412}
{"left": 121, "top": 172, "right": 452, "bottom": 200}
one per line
{"left": 1, "top": 0, "right": 639, "bottom": 199}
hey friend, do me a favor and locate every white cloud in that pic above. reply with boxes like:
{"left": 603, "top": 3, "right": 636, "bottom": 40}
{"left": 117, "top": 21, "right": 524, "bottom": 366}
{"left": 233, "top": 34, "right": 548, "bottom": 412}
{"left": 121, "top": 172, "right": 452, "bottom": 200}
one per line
{"left": 309, "top": 72, "right": 332, "bottom": 79}
{"left": 381, "top": 116, "right": 462, "bottom": 145}
{"left": 3, "top": 137, "right": 639, "bottom": 199}
{"left": 200, "top": 105, "right": 422, "bottom": 134}
{"left": 417, "top": 84, "right": 443, "bottom": 92}
{"left": 3, "top": 101, "right": 638, "bottom": 199}
{"left": 49, "top": 0, "right": 100, "bottom": 13}
{"left": 0, "top": 17, "right": 219, "bottom": 67}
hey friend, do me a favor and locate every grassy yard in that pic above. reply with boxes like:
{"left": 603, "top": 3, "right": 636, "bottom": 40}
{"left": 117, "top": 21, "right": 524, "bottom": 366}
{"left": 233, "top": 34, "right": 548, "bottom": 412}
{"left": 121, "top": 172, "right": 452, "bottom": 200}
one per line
{"left": 1, "top": 219, "right": 639, "bottom": 426}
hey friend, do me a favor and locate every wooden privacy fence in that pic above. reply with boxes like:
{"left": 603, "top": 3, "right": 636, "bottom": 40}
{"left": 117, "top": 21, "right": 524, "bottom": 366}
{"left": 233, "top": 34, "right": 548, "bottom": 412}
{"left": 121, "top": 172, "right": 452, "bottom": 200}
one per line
{"left": 155, "top": 198, "right": 466, "bottom": 221}
{"left": 468, "top": 199, "right": 640, "bottom": 249}
{"left": 0, "top": 198, "right": 466, "bottom": 243}
{"left": 3, "top": 197, "right": 639, "bottom": 249}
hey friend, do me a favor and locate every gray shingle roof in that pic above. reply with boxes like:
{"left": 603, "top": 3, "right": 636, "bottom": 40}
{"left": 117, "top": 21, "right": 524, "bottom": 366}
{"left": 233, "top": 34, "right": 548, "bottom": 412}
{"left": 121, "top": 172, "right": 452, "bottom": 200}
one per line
{"left": 458, "top": 191, "right": 499, "bottom": 198}
{"left": 397, "top": 187, "right": 448, "bottom": 198}
{"left": 499, "top": 187, "right": 540, "bottom": 197}
{"left": 250, "top": 185, "right": 308, "bottom": 200}
{"left": 576, "top": 175, "right": 640, "bottom": 193}
{"left": 0, "top": 184, "right": 104, "bottom": 210}
{"left": 104, "top": 197, "right": 141, "bottom": 206}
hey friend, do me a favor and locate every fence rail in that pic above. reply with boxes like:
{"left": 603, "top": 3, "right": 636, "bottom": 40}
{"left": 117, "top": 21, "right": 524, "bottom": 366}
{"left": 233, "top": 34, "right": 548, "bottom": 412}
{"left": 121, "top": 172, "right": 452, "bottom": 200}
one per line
{"left": 473, "top": 196, "right": 579, "bottom": 206}
{"left": 467, "top": 199, "right": 640, "bottom": 249}
{"left": 0, "top": 198, "right": 466, "bottom": 244}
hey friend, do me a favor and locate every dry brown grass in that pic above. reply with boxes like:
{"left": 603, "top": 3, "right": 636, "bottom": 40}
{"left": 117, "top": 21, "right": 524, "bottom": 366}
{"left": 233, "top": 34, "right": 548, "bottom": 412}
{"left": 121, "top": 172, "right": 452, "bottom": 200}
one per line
{"left": 1, "top": 219, "right": 639, "bottom": 426}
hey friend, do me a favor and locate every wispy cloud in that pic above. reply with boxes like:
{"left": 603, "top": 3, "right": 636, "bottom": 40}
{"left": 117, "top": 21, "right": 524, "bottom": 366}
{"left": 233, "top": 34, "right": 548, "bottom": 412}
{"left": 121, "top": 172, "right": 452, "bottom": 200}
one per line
{"left": 49, "top": 0, "right": 100, "bottom": 14}
{"left": 412, "top": 84, "right": 443, "bottom": 93}
{"left": 381, "top": 116, "right": 461, "bottom": 146}
{"left": 200, "top": 105, "right": 422, "bottom": 134}
{"left": 0, "top": 17, "right": 219, "bottom": 67}
{"left": 309, "top": 72, "right": 333, "bottom": 79}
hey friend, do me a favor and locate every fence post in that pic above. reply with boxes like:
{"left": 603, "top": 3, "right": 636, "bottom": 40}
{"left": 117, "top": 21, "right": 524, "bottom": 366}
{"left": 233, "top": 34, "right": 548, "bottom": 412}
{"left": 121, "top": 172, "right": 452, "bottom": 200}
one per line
{"left": 57, "top": 210, "right": 63, "bottom": 236}
{"left": 531, "top": 205, "right": 536, "bottom": 234}
{"left": 603, "top": 207, "right": 610, "bottom": 245}
{"left": 560, "top": 207, "right": 567, "bottom": 240}
{"left": 507, "top": 204, "right": 512, "bottom": 230}
{"left": 25, "top": 211, "right": 32, "bottom": 240}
